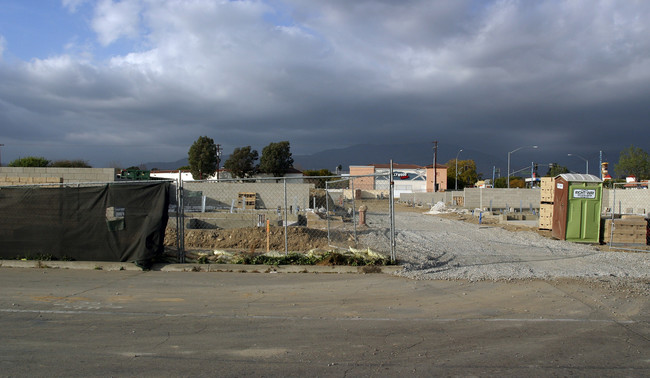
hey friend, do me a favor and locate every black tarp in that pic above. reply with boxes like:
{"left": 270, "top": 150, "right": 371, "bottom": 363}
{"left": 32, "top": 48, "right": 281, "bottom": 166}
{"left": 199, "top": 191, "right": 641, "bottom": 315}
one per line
{"left": 0, "top": 182, "right": 169, "bottom": 267}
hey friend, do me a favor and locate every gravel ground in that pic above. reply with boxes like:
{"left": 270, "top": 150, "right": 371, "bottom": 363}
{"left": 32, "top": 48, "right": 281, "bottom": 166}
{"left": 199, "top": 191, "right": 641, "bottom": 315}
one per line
{"left": 359, "top": 210, "right": 649, "bottom": 285}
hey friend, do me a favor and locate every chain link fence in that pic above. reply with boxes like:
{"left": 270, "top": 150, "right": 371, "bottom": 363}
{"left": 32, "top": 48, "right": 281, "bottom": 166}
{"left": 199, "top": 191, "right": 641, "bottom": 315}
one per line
{"left": 171, "top": 174, "right": 398, "bottom": 263}
{"left": 603, "top": 183, "right": 650, "bottom": 252}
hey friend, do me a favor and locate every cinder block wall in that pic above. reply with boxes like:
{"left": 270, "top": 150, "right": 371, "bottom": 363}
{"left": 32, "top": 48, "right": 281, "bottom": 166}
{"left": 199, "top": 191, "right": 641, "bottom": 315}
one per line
{"left": 182, "top": 182, "right": 314, "bottom": 210}
{"left": 402, "top": 191, "right": 456, "bottom": 205}
{"left": 0, "top": 167, "right": 116, "bottom": 185}
{"left": 464, "top": 188, "right": 541, "bottom": 210}
{"left": 401, "top": 189, "right": 541, "bottom": 210}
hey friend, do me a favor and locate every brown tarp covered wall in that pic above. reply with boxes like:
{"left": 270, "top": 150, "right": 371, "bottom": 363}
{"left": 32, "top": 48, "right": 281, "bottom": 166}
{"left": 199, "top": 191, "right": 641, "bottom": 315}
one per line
{"left": 0, "top": 182, "right": 169, "bottom": 267}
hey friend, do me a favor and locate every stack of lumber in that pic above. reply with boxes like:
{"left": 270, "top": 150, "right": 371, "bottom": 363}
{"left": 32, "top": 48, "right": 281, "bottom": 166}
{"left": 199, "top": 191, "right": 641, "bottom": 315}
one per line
{"left": 602, "top": 216, "right": 649, "bottom": 245}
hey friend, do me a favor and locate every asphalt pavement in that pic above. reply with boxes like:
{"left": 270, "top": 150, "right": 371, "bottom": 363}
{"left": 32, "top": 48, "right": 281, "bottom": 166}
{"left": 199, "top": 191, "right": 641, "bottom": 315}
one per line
{"left": 1, "top": 267, "right": 648, "bottom": 376}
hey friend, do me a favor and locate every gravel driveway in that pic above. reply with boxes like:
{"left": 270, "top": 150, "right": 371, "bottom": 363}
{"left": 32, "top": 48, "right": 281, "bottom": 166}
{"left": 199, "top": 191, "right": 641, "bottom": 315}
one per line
{"left": 360, "top": 210, "right": 649, "bottom": 282}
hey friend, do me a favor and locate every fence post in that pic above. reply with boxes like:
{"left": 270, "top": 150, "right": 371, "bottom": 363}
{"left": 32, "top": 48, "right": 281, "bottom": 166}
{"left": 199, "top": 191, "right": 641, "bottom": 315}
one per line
{"left": 609, "top": 184, "right": 616, "bottom": 248}
{"left": 352, "top": 179, "right": 357, "bottom": 244}
{"left": 284, "top": 178, "right": 288, "bottom": 255}
{"left": 326, "top": 181, "right": 331, "bottom": 245}
{"left": 389, "top": 160, "right": 396, "bottom": 262}
{"left": 178, "top": 171, "right": 185, "bottom": 263}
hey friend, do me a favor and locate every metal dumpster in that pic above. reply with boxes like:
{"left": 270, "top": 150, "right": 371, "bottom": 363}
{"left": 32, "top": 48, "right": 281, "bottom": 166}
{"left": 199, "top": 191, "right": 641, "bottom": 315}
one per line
{"left": 551, "top": 174, "right": 603, "bottom": 243}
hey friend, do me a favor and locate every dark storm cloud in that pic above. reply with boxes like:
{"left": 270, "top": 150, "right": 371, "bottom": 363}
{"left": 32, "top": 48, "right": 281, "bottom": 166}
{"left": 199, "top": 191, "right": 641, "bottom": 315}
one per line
{"left": 0, "top": 0, "right": 648, "bottom": 168}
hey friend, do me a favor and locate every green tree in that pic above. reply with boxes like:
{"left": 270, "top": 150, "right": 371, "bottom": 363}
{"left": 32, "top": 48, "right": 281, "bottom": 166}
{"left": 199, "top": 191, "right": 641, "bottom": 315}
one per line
{"left": 545, "top": 163, "right": 570, "bottom": 177}
{"left": 494, "top": 177, "right": 507, "bottom": 188}
{"left": 259, "top": 141, "right": 294, "bottom": 177}
{"left": 188, "top": 136, "right": 219, "bottom": 180}
{"left": 303, "top": 169, "right": 334, "bottom": 188}
{"left": 224, "top": 146, "right": 259, "bottom": 178}
{"left": 8, "top": 156, "right": 50, "bottom": 167}
{"left": 509, "top": 177, "right": 525, "bottom": 188}
{"left": 50, "top": 159, "right": 91, "bottom": 168}
{"left": 615, "top": 145, "right": 650, "bottom": 180}
{"left": 494, "top": 176, "right": 525, "bottom": 188}
{"left": 446, "top": 159, "right": 478, "bottom": 189}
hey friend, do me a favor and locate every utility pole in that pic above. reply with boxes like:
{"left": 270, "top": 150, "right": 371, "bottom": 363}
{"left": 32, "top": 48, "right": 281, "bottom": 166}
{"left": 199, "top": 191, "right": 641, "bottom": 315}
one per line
{"left": 599, "top": 150, "right": 603, "bottom": 179}
{"left": 432, "top": 141, "right": 438, "bottom": 192}
{"left": 0, "top": 144, "right": 4, "bottom": 167}
{"left": 216, "top": 144, "right": 221, "bottom": 181}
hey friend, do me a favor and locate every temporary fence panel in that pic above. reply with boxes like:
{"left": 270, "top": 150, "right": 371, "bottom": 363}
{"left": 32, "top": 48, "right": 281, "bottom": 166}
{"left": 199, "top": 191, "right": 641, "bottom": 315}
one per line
{"left": 177, "top": 179, "right": 307, "bottom": 259}
{"left": 605, "top": 183, "right": 650, "bottom": 252}
{"left": 170, "top": 173, "right": 399, "bottom": 263}
{"left": 325, "top": 178, "right": 358, "bottom": 251}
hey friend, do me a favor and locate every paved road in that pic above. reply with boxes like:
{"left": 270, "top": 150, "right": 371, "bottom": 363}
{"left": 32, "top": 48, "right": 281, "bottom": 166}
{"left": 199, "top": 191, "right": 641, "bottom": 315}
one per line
{"left": 1, "top": 268, "right": 648, "bottom": 376}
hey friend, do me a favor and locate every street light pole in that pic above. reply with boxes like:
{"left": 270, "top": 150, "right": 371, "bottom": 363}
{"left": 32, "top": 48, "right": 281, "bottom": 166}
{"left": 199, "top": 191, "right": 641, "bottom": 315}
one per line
{"left": 216, "top": 144, "right": 221, "bottom": 181}
{"left": 455, "top": 149, "right": 463, "bottom": 191}
{"left": 567, "top": 153, "right": 588, "bottom": 174}
{"left": 507, "top": 145, "right": 538, "bottom": 188}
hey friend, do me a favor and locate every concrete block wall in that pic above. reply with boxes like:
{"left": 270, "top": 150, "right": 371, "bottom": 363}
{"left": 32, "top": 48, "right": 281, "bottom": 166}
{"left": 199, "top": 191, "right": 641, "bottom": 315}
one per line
{"left": 401, "top": 191, "right": 456, "bottom": 206}
{"left": 0, "top": 176, "right": 63, "bottom": 186}
{"left": 464, "top": 188, "right": 541, "bottom": 210}
{"left": 401, "top": 189, "right": 541, "bottom": 210}
{"left": 182, "top": 182, "right": 314, "bottom": 211}
{"left": 342, "top": 189, "right": 390, "bottom": 200}
{"left": 0, "top": 167, "right": 115, "bottom": 184}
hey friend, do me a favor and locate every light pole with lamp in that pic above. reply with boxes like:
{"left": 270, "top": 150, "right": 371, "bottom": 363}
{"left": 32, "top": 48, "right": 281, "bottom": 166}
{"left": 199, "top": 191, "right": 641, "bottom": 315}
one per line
{"left": 507, "top": 145, "right": 538, "bottom": 188}
{"left": 567, "top": 153, "right": 588, "bottom": 174}
{"left": 455, "top": 149, "right": 463, "bottom": 191}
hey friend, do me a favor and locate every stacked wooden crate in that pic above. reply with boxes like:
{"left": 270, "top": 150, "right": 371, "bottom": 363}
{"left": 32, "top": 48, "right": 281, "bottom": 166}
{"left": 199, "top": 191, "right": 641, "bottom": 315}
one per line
{"left": 539, "top": 177, "right": 554, "bottom": 230}
{"left": 238, "top": 192, "right": 257, "bottom": 209}
{"left": 602, "top": 216, "right": 648, "bottom": 245}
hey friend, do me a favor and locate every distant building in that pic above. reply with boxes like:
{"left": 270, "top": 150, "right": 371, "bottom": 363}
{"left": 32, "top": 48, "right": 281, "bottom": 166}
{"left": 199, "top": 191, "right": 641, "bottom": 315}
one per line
{"left": 150, "top": 167, "right": 304, "bottom": 182}
{"left": 349, "top": 163, "right": 447, "bottom": 196}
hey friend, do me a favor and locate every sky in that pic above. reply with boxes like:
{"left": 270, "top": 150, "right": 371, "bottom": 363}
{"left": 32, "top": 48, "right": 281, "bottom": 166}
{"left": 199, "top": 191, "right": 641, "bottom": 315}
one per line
{"left": 0, "top": 0, "right": 648, "bottom": 172}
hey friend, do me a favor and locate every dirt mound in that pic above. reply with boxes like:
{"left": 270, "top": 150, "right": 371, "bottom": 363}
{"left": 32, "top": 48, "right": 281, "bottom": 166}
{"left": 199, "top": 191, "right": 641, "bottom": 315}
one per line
{"left": 165, "top": 226, "right": 332, "bottom": 252}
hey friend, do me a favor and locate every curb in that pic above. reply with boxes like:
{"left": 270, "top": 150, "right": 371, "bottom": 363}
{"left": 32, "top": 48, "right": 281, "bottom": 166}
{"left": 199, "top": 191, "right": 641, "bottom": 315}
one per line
{"left": 0, "top": 260, "right": 403, "bottom": 274}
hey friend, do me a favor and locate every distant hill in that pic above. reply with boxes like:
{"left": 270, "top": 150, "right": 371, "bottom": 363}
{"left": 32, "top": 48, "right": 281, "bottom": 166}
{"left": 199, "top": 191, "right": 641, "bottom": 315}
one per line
{"left": 292, "top": 142, "right": 506, "bottom": 178}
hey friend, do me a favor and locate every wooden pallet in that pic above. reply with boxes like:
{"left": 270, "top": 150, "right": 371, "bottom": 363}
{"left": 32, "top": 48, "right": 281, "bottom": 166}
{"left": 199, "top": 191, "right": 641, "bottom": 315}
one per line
{"left": 238, "top": 192, "right": 257, "bottom": 209}
{"left": 540, "top": 177, "right": 555, "bottom": 203}
{"left": 539, "top": 202, "right": 553, "bottom": 230}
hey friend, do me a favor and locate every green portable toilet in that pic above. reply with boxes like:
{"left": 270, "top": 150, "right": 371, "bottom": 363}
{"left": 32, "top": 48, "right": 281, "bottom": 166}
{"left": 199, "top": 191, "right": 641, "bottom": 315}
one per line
{"left": 551, "top": 174, "right": 603, "bottom": 242}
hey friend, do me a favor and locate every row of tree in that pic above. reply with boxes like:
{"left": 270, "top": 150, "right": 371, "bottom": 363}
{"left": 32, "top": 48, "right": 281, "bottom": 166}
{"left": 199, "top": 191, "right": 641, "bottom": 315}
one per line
{"left": 188, "top": 136, "right": 295, "bottom": 180}
{"left": 8, "top": 156, "right": 91, "bottom": 168}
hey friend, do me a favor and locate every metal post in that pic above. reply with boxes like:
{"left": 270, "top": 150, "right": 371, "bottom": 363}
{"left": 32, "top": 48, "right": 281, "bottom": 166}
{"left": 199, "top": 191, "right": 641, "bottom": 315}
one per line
{"left": 599, "top": 150, "right": 603, "bottom": 180}
{"left": 326, "top": 181, "right": 331, "bottom": 245}
{"left": 508, "top": 145, "right": 538, "bottom": 188}
{"left": 455, "top": 149, "right": 462, "bottom": 191}
{"left": 568, "top": 153, "right": 589, "bottom": 174}
{"left": 609, "top": 184, "right": 616, "bottom": 249}
{"left": 178, "top": 170, "right": 185, "bottom": 263}
{"left": 352, "top": 179, "right": 357, "bottom": 245}
{"left": 432, "top": 141, "right": 438, "bottom": 193}
{"left": 492, "top": 166, "right": 495, "bottom": 188}
{"left": 389, "top": 160, "right": 396, "bottom": 262}
{"left": 507, "top": 151, "right": 511, "bottom": 189}
{"left": 284, "top": 178, "right": 288, "bottom": 255}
